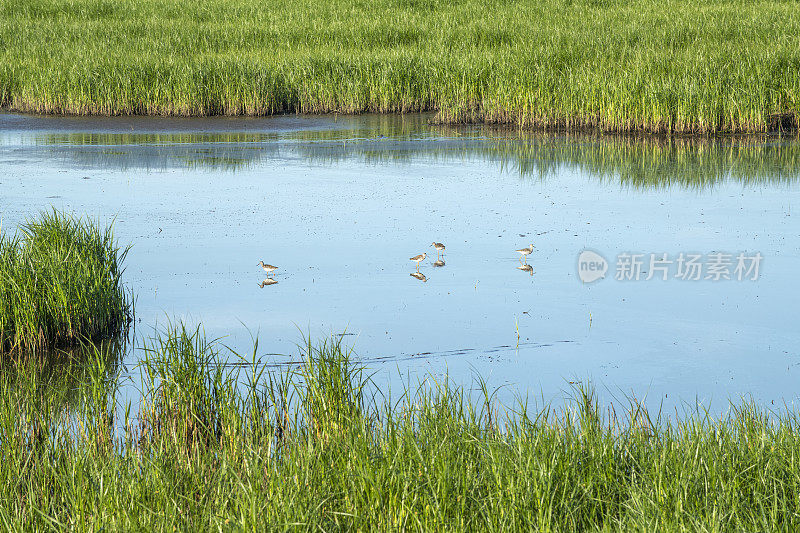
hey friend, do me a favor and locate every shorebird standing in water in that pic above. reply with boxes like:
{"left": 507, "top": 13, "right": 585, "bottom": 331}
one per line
{"left": 516, "top": 244, "right": 535, "bottom": 264}
{"left": 431, "top": 242, "right": 445, "bottom": 258}
{"left": 258, "top": 278, "right": 278, "bottom": 287}
{"left": 258, "top": 261, "right": 278, "bottom": 275}
{"left": 409, "top": 253, "right": 427, "bottom": 271}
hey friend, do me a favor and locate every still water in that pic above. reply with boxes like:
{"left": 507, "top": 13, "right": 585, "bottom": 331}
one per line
{"left": 1, "top": 112, "right": 798, "bottom": 410}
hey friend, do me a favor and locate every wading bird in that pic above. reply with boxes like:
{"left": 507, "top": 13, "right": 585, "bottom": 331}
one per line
{"left": 409, "top": 253, "right": 427, "bottom": 271}
{"left": 258, "top": 261, "right": 278, "bottom": 275}
{"left": 431, "top": 242, "right": 445, "bottom": 258}
{"left": 516, "top": 244, "right": 534, "bottom": 263}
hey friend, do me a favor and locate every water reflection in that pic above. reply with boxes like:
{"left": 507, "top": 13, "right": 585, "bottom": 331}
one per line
{"left": 259, "top": 278, "right": 278, "bottom": 288}
{"left": 2, "top": 339, "right": 126, "bottom": 413}
{"left": 32, "top": 132, "right": 282, "bottom": 172}
{"left": 410, "top": 272, "right": 428, "bottom": 282}
{"left": 5, "top": 113, "right": 799, "bottom": 189}
{"left": 2, "top": 112, "right": 799, "bottom": 410}
{"left": 517, "top": 264, "right": 534, "bottom": 276}
{"left": 432, "top": 259, "right": 445, "bottom": 268}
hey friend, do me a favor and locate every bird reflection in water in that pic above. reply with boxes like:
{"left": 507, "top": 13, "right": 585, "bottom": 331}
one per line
{"left": 410, "top": 271, "right": 428, "bottom": 282}
{"left": 432, "top": 259, "right": 445, "bottom": 268}
{"left": 258, "top": 278, "right": 278, "bottom": 287}
{"left": 517, "top": 264, "right": 534, "bottom": 276}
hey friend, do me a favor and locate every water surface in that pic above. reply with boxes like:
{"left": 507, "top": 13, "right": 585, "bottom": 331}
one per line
{"left": 2, "top": 112, "right": 799, "bottom": 411}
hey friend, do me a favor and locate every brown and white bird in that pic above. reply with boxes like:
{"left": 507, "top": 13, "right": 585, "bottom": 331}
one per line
{"left": 258, "top": 261, "right": 278, "bottom": 275}
{"left": 516, "top": 244, "right": 535, "bottom": 263}
{"left": 409, "top": 253, "right": 427, "bottom": 271}
{"left": 258, "top": 278, "right": 278, "bottom": 287}
{"left": 431, "top": 242, "right": 445, "bottom": 258}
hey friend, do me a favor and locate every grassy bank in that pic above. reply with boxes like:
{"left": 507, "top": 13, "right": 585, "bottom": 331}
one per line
{"left": 3, "top": 323, "right": 800, "bottom": 530}
{"left": 0, "top": 210, "right": 131, "bottom": 354}
{"left": 1, "top": 0, "right": 799, "bottom": 133}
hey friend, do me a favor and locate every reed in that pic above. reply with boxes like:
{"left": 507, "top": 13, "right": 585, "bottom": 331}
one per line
{"left": 2, "top": 322, "right": 800, "bottom": 529}
{"left": 1, "top": 0, "right": 798, "bottom": 133}
{"left": 0, "top": 210, "right": 132, "bottom": 354}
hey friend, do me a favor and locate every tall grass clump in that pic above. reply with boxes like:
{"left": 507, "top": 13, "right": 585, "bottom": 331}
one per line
{"left": 0, "top": 210, "right": 132, "bottom": 354}
{"left": 3, "top": 322, "right": 800, "bottom": 529}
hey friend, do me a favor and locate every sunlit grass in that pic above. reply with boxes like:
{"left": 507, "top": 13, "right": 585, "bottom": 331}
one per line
{"left": 0, "top": 0, "right": 798, "bottom": 133}
{"left": 2, "top": 322, "right": 800, "bottom": 529}
{"left": 0, "top": 210, "right": 132, "bottom": 354}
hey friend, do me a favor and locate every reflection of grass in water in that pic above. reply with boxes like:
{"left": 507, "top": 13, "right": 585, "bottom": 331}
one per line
{"left": 36, "top": 132, "right": 278, "bottom": 146}
{"left": 4, "top": 321, "right": 800, "bottom": 529}
{"left": 0, "top": 210, "right": 132, "bottom": 354}
{"left": 31, "top": 117, "right": 429, "bottom": 171}
{"left": 31, "top": 126, "right": 800, "bottom": 188}
{"left": 482, "top": 133, "right": 800, "bottom": 189}
{"left": 300, "top": 132, "right": 800, "bottom": 189}
{"left": 35, "top": 132, "right": 280, "bottom": 172}
{"left": 2, "top": 338, "right": 125, "bottom": 418}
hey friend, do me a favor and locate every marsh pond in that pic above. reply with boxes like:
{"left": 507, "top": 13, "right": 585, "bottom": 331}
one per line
{"left": 1, "top": 112, "right": 798, "bottom": 411}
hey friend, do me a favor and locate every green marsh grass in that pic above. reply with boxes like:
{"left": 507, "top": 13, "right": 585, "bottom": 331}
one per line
{"left": 3, "top": 322, "right": 800, "bottom": 529}
{"left": 1, "top": 0, "right": 799, "bottom": 133}
{"left": 0, "top": 210, "right": 132, "bottom": 354}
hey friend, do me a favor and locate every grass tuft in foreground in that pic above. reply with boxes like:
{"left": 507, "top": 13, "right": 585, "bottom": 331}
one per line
{"left": 0, "top": 210, "right": 132, "bottom": 354}
{"left": 2, "top": 322, "right": 800, "bottom": 529}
